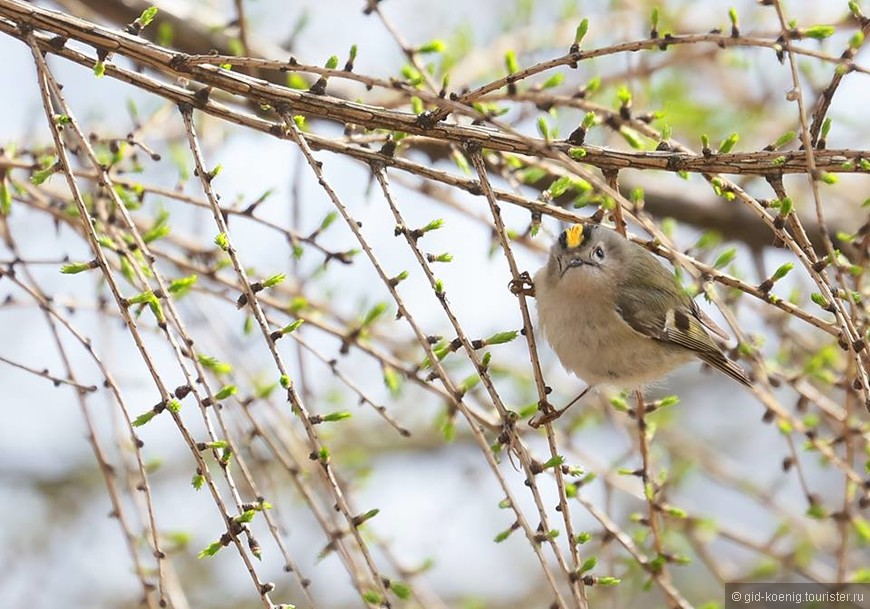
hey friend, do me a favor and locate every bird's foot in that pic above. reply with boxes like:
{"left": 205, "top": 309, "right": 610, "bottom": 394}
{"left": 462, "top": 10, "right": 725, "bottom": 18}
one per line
{"left": 528, "top": 400, "right": 568, "bottom": 428}
{"left": 528, "top": 386, "right": 593, "bottom": 428}
{"left": 508, "top": 271, "right": 535, "bottom": 297}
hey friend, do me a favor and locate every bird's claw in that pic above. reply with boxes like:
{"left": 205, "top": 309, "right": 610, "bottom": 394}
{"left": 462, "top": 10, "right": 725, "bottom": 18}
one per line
{"left": 528, "top": 400, "right": 567, "bottom": 428}
{"left": 509, "top": 271, "right": 535, "bottom": 297}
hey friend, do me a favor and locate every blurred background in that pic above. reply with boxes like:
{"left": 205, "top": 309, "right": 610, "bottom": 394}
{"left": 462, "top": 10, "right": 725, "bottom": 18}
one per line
{"left": 0, "top": 1, "right": 868, "bottom": 608}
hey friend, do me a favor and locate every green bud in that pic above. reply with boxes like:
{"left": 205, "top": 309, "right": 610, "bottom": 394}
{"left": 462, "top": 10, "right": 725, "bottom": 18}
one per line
{"left": 620, "top": 128, "right": 644, "bottom": 149}
{"left": 574, "top": 19, "right": 589, "bottom": 45}
{"left": 214, "top": 385, "right": 237, "bottom": 400}
{"left": 729, "top": 8, "right": 739, "bottom": 27}
{"left": 542, "top": 73, "right": 564, "bottom": 89}
{"left": 486, "top": 330, "right": 518, "bottom": 345}
{"left": 60, "top": 261, "right": 97, "bottom": 274}
{"left": 504, "top": 50, "right": 519, "bottom": 74}
{"left": 168, "top": 274, "right": 197, "bottom": 297}
{"left": 197, "top": 354, "right": 233, "bottom": 375}
{"left": 322, "top": 411, "right": 352, "bottom": 422}
{"left": 713, "top": 247, "right": 737, "bottom": 269}
{"left": 803, "top": 25, "right": 835, "bottom": 40}
{"left": 494, "top": 527, "right": 514, "bottom": 543}
{"left": 281, "top": 319, "right": 304, "bottom": 334}
{"left": 659, "top": 395, "right": 680, "bottom": 408}
{"left": 537, "top": 116, "right": 550, "bottom": 140}
{"left": 362, "top": 302, "right": 388, "bottom": 326}
{"left": 362, "top": 591, "right": 383, "bottom": 605}
{"left": 542, "top": 455, "right": 565, "bottom": 469}
{"left": 198, "top": 541, "right": 223, "bottom": 558}
{"left": 821, "top": 117, "right": 833, "bottom": 138}
{"left": 772, "top": 262, "right": 794, "bottom": 281}
{"left": 772, "top": 130, "right": 796, "bottom": 149}
{"left": 718, "top": 132, "right": 739, "bottom": 154}
{"left": 416, "top": 39, "right": 445, "bottom": 54}
{"left": 391, "top": 581, "right": 412, "bottom": 600}
{"left": 139, "top": 7, "right": 158, "bottom": 27}
{"left": 132, "top": 410, "right": 157, "bottom": 427}
{"left": 214, "top": 232, "right": 229, "bottom": 250}
{"left": 260, "top": 273, "right": 284, "bottom": 289}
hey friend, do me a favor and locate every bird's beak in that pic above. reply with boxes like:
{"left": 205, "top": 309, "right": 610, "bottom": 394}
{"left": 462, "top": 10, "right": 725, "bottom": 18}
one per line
{"left": 558, "top": 255, "right": 587, "bottom": 277}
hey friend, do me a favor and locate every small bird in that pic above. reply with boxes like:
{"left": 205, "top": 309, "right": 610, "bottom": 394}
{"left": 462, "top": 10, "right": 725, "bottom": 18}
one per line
{"left": 533, "top": 223, "right": 750, "bottom": 422}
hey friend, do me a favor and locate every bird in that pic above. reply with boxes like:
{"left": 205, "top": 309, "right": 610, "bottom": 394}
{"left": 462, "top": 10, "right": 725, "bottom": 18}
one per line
{"left": 532, "top": 223, "right": 750, "bottom": 423}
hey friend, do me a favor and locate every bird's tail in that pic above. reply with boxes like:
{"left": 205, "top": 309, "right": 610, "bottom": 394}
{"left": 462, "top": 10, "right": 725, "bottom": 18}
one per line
{"left": 699, "top": 351, "right": 752, "bottom": 387}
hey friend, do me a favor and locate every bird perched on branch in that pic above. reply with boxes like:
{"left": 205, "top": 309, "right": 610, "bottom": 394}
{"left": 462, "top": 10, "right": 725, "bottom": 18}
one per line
{"left": 532, "top": 223, "right": 750, "bottom": 424}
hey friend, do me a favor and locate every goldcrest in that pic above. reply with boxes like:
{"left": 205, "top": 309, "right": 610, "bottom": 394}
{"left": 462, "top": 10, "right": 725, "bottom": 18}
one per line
{"left": 534, "top": 223, "right": 750, "bottom": 398}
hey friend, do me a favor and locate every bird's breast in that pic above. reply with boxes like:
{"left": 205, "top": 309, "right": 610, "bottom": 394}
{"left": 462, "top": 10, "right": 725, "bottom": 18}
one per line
{"left": 534, "top": 273, "right": 690, "bottom": 388}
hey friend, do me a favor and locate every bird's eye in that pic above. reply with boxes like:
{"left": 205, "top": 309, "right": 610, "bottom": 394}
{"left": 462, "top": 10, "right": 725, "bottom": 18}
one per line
{"left": 593, "top": 245, "right": 605, "bottom": 260}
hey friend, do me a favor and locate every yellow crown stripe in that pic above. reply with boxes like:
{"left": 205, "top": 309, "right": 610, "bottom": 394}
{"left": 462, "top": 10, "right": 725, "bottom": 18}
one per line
{"left": 565, "top": 223, "right": 585, "bottom": 249}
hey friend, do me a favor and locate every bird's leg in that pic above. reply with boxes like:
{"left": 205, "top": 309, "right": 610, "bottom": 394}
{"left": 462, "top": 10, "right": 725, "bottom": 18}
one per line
{"left": 528, "top": 385, "right": 592, "bottom": 428}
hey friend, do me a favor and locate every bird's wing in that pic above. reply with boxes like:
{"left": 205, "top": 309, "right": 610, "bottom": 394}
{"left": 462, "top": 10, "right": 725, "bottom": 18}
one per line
{"left": 616, "top": 287, "right": 751, "bottom": 386}
{"left": 690, "top": 300, "right": 730, "bottom": 341}
{"left": 613, "top": 285, "right": 712, "bottom": 349}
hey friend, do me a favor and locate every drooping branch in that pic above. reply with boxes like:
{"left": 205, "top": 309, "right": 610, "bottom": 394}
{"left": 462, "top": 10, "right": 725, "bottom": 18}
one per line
{"left": 1, "top": 0, "right": 869, "bottom": 179}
